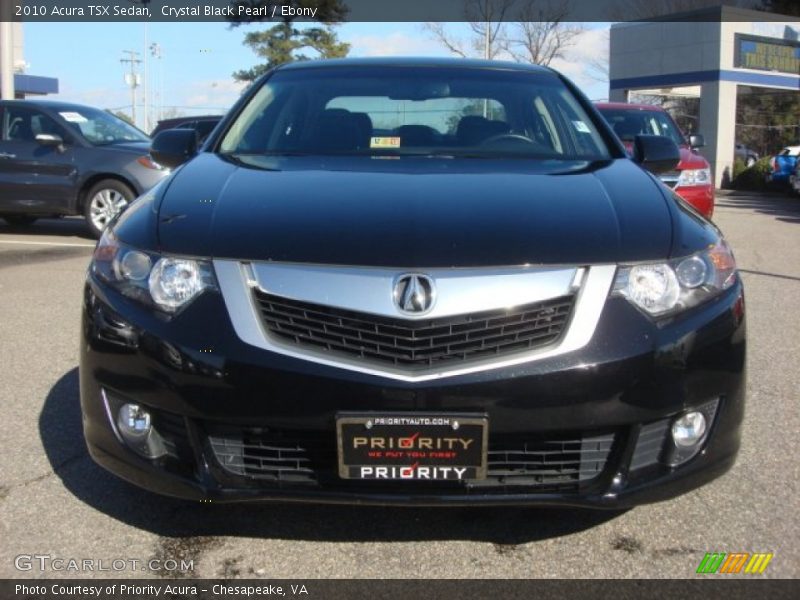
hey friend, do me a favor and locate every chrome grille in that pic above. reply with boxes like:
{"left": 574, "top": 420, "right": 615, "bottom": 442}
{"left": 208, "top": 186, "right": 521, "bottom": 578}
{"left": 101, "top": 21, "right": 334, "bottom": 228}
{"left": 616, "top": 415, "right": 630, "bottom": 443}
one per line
{"left": 253, "top": 290, "right": 575, "bottom": 369}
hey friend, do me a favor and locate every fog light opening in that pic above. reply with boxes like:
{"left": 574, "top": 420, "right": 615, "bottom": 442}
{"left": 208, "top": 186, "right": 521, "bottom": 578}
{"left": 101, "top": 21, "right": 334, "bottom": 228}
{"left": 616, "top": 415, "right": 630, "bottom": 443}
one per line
{"left": 671, "top": 411, "right": 707, "bottom": 448}
{"left": 665, "top": 400, "right": 719, "bottom": 468}
{"left": 117, "top": 403, "right": 152, "bottom": 439}
{"left": 110, "top": 400, "right": 168, "bottom": 459}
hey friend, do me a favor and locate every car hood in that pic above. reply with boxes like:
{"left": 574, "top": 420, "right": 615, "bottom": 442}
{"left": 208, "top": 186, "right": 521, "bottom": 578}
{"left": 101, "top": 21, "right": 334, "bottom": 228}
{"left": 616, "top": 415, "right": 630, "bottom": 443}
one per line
{"left": 152, "top": 153, "right": 673, "bottom": 267}
{"left": 99, "top": 141, "right": 151, "bottom": 153}
{"left": 677, "top": 145, "right": 709, "bottom": 170}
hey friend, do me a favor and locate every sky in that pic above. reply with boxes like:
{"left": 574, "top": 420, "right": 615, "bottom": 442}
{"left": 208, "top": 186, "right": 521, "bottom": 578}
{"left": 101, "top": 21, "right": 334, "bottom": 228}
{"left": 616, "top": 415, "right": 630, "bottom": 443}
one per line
{"left": 23, "top": 21, "right": 611, "bottom": 131}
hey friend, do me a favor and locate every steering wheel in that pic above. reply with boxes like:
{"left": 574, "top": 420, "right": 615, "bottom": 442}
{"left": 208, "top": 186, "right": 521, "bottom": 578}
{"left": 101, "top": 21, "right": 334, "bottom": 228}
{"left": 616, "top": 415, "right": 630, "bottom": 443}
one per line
{"left": 480, "top": 133, "right": 537, "bottom": 147}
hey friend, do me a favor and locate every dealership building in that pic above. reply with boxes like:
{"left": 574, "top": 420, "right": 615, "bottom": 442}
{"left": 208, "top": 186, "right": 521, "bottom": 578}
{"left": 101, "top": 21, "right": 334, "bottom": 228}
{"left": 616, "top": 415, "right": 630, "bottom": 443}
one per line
{"left": 609, "top": 7, "right": 800, "bottom": 187}
{"left": 0, "top": 22, "right": 59, "bottom": 98}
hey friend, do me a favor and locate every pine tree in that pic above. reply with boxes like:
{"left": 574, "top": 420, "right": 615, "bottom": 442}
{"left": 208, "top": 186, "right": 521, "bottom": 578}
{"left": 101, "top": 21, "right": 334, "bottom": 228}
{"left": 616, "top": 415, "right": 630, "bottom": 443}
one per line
{"left": 229, "top": 0, "right": 350, "bottom": 83}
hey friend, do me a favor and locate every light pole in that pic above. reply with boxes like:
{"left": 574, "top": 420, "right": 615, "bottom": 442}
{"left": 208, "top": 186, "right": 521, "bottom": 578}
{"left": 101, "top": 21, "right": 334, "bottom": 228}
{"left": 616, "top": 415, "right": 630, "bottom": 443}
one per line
{"left": 150, "top": 42, "right": 163, "bottom": 124}
{"left": 129, "top": 0, "right": 152, "bottom": 130}
{"left": 143, "top": 24, "right": 148, "bottom": 132}
{"left": 121, "top": 50, "right": 142, "bottom": 125}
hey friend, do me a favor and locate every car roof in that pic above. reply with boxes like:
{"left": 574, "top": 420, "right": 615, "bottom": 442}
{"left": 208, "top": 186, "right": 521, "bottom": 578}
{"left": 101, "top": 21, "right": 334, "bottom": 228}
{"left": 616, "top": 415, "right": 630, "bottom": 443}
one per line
{"left": 156, "top": 115, "right": 222, "bottom": 125}
{"left": 594, "top": 102, "right": 667, "bottom": 112}
{"left": 0, "top": 99, "right": 101, "bottom": 113}
{"left": 276, "top": 56, "right": 553, "bottom": 74}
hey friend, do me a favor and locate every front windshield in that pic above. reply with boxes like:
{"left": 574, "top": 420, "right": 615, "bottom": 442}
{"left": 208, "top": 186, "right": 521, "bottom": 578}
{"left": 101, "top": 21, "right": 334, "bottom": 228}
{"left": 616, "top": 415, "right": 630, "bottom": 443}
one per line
{"left": 598, "top": 108, "right": 686, "bottom": 147}
{"left": 219, "top": 66, "right": 611, "bottom": 160}
{"left": 57, "top": 107, "right": 149, "bottom": 145}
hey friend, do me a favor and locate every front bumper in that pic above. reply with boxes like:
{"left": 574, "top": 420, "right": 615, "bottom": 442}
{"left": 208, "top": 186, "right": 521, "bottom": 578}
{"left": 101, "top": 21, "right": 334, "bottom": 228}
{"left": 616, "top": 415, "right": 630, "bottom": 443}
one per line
{"left": 79, "top": 274, "right": 746, "bottom": 507}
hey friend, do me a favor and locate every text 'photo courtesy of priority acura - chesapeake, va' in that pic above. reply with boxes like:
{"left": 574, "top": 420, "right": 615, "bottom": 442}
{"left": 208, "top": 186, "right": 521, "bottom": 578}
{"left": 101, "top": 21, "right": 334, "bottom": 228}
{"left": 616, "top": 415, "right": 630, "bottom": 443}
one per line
{"left": 79, "top": 58, "right": 746, "bottom": 507}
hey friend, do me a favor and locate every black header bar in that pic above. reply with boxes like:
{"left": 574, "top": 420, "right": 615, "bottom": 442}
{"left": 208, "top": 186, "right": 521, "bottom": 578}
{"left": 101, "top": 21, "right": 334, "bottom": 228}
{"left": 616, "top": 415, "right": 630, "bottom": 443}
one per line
{"left": 3, "top": 0, "right": 800, "bottom": 23}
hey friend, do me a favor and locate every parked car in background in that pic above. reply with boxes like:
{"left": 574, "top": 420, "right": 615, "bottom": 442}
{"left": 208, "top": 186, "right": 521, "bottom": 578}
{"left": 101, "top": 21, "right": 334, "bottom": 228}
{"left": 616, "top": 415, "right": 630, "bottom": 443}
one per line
{"left": 80, "top": 58, "right": 745, "bottom": 508}
{"left": 767, "top": 145, "right": 800, "bottom": 185}
{"left": 0, "top": 100, "right": 168, "bottom": 237}
{"left": 734, "top": 142, "right": 759, "bottom": 167}
{"left": 596, "top": 102, "right": 714, "bottom": 218}
{"left": 791, "top": 161, "right": 800, "bottom": 196}
{"left": 150, "top": 115, "right": 222, "bottom": 145}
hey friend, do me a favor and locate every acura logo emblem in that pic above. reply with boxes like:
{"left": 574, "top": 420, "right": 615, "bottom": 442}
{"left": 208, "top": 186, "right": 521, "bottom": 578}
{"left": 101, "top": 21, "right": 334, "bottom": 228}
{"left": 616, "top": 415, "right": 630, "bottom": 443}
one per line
{"left": 393, "top": 274, "right": 436, "bottom": 314}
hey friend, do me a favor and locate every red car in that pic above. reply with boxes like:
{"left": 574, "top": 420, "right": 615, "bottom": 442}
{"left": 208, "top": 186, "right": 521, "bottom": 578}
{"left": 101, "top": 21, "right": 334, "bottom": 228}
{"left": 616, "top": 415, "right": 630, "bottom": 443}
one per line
{"left": 596, "top": 102, "right": 714, "bottom": 218}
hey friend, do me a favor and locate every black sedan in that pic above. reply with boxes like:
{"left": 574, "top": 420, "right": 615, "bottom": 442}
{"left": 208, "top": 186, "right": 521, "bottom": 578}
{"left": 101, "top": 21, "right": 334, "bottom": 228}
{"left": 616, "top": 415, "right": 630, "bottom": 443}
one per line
{"left": 79, "top": 58, "right": 745, "bottom": 507}
{"left": 150, "top": 115, "right": 222, "bottom": 145}
{"left": 0, "top": 100, "right": 169, "bottom": 237}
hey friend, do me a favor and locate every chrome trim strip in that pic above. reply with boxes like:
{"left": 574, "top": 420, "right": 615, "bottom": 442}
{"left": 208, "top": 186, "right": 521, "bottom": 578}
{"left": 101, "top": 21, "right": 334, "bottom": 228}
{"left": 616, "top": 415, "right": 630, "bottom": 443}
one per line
{"left": 214, "top": 261, "right": 617, "bottom": 383}
{"left": 245, "top": 262, "right": 580, "bottom": 320}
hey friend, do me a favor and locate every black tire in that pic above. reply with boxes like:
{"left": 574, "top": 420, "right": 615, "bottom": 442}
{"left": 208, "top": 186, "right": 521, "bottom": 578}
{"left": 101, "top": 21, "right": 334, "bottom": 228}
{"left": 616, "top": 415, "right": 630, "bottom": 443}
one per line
{"left": 2, "top": 215, "right": 38, "bottom": 227}
{"left": 83, "top": 179, "right": 136, "bottom": 238}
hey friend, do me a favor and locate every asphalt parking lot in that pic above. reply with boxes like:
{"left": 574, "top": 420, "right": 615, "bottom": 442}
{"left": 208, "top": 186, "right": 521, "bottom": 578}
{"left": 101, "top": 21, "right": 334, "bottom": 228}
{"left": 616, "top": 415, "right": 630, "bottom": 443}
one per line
{"left": 0, "top": 191, "right": 798, "bottom": 580}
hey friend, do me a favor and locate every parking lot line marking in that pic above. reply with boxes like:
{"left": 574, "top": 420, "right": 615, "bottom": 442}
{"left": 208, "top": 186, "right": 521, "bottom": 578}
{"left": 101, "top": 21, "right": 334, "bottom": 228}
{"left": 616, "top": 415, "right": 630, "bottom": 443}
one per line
{"left": 0, "top": 240, "right": 95, "bottom": 248}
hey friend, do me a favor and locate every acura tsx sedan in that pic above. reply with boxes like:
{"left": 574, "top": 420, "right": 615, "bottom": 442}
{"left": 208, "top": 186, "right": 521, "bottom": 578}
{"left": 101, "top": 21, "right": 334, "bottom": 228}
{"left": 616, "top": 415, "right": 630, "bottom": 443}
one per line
{"left": 79, "top": 58, "right": 746, "bottom": 507}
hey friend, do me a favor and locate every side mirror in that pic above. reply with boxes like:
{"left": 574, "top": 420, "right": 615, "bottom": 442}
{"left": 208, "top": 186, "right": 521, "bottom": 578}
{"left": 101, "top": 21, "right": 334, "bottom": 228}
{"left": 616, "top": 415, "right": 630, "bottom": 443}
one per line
{"left": 688, "top": 134, "right": 705, "bottom": 149}
{"left": 150, "top": 129, "right": 198, "bottom": 169}
{"left": 632, "top": 134, "right": 680, "bottom": 175}
{"left": 35, "top": 133, "right": 64, "bottom": 149}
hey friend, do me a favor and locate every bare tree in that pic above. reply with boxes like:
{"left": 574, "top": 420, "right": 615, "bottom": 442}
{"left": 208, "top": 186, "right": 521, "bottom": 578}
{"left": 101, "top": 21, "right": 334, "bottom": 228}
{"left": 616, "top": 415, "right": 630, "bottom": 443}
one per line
{"left": 423, "top": 0, "right": 515, "bottom": 59}
{"left": 424, "top": 0, "right": 584, "bottom": 65}
{"left": 583, "top": 28, "right": 609, "bottom": 84}
{"left": 503, "top": 2, "right": 584, "bottom": 66}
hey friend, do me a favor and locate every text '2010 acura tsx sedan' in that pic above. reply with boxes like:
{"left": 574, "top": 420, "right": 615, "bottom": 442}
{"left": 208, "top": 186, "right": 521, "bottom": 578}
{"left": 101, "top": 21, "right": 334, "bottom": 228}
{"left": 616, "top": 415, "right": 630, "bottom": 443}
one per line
{"left": 79, "top": 58, "right": 745, "bottom": 507}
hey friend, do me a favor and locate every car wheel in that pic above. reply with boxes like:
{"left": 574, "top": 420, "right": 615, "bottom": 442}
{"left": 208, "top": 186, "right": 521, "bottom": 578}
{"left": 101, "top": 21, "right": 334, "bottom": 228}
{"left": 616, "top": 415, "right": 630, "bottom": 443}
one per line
{"left": 84, "top": 180, "right": 135, "bottom": 238}
{"left": 2, "top": 215, "right": 38, "bottom": 227}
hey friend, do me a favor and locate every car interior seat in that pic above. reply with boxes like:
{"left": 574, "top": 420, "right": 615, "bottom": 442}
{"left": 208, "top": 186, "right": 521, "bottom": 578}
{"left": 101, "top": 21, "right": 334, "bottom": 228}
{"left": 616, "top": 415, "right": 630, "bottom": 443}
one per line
{"left": 613, "top": 118, "right": 643, "bottom": 142}
{"left": 350, "top": 112, "right": 374, "bottom": 150}
{"left": 314, "top": 109, "right": 361, "bottom": 153}
{"left": 456, "top": 116, "right": 510, "bottom": 146}
{"left": 7, "top": 117, "right": 35, "bottom": 142}
{"left": 394, "top": 125, "right": 438, "bottom": 147}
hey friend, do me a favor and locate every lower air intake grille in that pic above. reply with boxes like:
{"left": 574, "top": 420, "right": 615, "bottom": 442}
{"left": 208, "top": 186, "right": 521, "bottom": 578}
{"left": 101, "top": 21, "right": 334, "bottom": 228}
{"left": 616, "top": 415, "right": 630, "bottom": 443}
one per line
{"left": 253, "top": 290, "right": 575, "bottom": 369}
{"left": 471, "top": 433, "right": 615, "bottom": 489}
{"left": 207, "top": 428, "right": 615, "bottom": 491}
{"left": 208, "top": 429, "right": 326, "bottom": 485}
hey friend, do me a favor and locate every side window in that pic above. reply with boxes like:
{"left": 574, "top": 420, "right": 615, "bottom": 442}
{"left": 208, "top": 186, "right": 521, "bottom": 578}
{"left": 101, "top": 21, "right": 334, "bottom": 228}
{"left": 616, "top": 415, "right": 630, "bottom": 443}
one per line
{"left": 3, "top": 107, "right": 64, "bottom": 142}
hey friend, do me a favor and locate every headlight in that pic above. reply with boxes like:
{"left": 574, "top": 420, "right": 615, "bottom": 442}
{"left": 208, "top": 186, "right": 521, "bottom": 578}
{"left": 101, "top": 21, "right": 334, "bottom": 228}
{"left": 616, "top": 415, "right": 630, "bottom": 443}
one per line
{"left": 676, "top": 168, "right": 711, "bottom": 187}
{"left": 92, "top": 230, "right": 217, "bottom": 313}
{"left": 613, "top": 240, "right": 737, "bottom": 317}
{"left": 136, "top": 155, "right": 166, "bottom": 171}
{"left": 149, "top": 258, "right": 207, "bottom": 309}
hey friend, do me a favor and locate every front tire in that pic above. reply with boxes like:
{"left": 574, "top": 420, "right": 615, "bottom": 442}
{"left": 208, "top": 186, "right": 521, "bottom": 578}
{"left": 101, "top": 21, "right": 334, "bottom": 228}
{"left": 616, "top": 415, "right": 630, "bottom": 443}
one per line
{"left": 84, "top": 180, "right": 135, "bottom": 238}
{"left": 2, "top": 215, "right": 38, "bottom": 227}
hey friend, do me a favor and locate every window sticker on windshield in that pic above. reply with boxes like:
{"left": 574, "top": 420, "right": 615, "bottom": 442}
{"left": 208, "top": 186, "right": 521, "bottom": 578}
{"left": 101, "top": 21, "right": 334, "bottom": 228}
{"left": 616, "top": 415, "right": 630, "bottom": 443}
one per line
{"left": 572, "top": 120, "right": 591, "bottom": 133}
{"left": 370, "top": 137, "right": 401, "bottom": 149}
{"left": 59, "top": 112, "right": 88, "bottom": 123}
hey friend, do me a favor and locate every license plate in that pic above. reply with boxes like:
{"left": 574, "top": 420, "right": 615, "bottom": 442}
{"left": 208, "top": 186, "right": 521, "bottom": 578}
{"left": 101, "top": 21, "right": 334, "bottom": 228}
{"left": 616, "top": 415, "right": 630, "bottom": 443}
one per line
{"left": 336, "top": 413, "right": 488, "bottom": 481}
